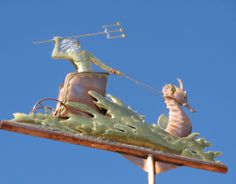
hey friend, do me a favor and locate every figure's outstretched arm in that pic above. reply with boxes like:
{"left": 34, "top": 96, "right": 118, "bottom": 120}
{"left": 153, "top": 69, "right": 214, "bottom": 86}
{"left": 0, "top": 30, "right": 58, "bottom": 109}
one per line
{"left": 87, "top": 51, "right": 123, "bottom": 76}
{"left": 51, "top": 37, "right": 70, "bottom": 60}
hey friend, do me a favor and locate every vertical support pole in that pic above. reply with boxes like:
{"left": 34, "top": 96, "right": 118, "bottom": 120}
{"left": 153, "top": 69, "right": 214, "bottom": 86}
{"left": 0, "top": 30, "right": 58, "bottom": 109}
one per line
{"left": 147, "top": 154, "right": 155, "bottom": 184}
{"left": 0, "top": 120, "right": 3, "bottom": 129}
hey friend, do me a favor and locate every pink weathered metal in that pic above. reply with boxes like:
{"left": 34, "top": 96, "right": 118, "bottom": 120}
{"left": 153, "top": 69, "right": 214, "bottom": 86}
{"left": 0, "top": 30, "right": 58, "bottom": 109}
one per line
{"left": 54, "top": 72, "right": 109, "bottom": 117}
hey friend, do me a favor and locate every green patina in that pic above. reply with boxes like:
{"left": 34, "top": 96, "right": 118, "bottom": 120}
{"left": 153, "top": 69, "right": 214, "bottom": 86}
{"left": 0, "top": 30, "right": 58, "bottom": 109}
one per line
{"left": 13, "top": 91, "right": 221, "bottom": 162}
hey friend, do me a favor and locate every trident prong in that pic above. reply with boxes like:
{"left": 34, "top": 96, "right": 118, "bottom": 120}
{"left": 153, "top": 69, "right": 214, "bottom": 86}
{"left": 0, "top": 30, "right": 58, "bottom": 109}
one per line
{"left": 102, "top": 22, "right": 120, "bottom": 28}
{"left": 107, "top": 34, "right": 127, "bottom": 39}
{"left": 104, "top": 23, "right": 126, "bottom": 40}
{"left": 33, "top": 22, "right": 126, "bottom": 44}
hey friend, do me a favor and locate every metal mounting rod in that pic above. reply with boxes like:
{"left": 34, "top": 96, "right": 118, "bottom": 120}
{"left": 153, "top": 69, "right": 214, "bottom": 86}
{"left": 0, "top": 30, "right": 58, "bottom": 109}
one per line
{"left": 147, "top": 154, "right": 156, "bottom": 184}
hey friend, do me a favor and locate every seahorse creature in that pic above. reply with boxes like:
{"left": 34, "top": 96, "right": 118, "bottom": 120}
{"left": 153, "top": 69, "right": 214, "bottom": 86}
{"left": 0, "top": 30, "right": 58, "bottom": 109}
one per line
{"left": 154, "top": 78, "right": 195, "bottom": 174}
{"left": 123, "top": 79, "right": 196, "bottom": 174}
{"left": 161, "top": 78, "right": 195, "bottom": 136}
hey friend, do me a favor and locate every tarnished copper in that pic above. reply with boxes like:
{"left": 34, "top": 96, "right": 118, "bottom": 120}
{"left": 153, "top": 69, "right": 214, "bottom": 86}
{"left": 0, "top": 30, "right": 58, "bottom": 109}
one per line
{"left": 54, "top": 72, "right": 109, "bottom": 117}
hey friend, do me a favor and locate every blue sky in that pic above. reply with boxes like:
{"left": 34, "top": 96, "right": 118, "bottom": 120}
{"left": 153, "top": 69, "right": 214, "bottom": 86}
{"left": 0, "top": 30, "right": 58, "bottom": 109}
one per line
{"left": 0, "top": 0, "right": 235, "bottom": 183}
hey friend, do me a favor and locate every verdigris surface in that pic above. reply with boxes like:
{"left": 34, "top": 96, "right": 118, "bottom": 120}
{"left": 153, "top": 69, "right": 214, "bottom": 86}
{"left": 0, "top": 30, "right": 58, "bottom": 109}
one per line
{"left": 13, "top": 90, "right": 221, "bottom": 162}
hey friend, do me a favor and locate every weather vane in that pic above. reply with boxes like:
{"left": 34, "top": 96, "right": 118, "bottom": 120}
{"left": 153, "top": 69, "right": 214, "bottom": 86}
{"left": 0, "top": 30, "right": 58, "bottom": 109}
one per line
{"left": 0, "top": 22, "right": 228, "bottom": 184}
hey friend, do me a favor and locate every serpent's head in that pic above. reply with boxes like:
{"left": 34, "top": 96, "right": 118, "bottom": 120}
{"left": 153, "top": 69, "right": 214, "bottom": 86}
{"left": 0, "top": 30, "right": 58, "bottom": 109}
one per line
{"left": 162, "top": 79, "right": 196, "bottom": 112}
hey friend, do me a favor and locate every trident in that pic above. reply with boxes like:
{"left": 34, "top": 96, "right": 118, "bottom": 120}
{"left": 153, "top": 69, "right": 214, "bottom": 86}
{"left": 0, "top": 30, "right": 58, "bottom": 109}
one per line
{"left": 33, "top": 22, "right": 160, "bottom": 97}
{"left": 33, "top": 22, "right": 127, "bottom": 44}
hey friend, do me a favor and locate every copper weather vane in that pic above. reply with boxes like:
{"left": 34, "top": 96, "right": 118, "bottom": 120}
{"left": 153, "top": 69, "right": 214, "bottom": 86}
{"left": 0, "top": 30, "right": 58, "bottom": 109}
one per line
{"left": 0, "top": 22, "right": 228, "bottom": 184}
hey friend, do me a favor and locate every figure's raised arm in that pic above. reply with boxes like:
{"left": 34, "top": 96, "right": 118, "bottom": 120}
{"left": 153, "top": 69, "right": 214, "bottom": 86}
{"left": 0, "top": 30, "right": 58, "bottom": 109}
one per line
{"left": 51, "top": 36, "right": 70, "bottom": 59}
{"left": 87, "top": 51, "right": 123, "bottom": 76}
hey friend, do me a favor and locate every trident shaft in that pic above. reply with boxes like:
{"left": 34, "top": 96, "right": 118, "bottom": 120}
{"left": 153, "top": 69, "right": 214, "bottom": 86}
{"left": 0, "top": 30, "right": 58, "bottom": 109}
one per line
{"left": 33, "top": 22, "right": 127, "bottom": 44}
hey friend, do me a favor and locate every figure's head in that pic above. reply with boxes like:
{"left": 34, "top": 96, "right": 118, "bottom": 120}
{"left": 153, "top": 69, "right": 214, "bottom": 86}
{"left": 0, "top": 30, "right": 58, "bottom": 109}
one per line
{"left": 162, "top": 79, "right": 196, "bottom": 112}
{"left": 60, "top": 38, "right": 81, "bottom": 53}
